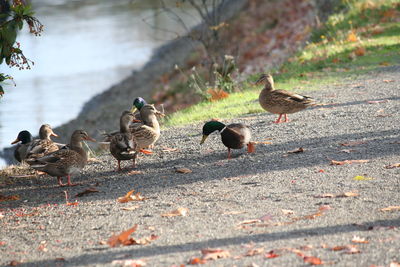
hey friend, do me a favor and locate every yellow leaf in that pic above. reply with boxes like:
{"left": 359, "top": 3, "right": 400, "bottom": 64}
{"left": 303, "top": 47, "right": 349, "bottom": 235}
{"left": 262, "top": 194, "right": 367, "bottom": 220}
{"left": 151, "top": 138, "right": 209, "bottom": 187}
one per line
{"left": 353, "top": 175, "right": 373, "bottom": 181}
{"left": 347, "top": 31, "right": 358, "bottom": 42}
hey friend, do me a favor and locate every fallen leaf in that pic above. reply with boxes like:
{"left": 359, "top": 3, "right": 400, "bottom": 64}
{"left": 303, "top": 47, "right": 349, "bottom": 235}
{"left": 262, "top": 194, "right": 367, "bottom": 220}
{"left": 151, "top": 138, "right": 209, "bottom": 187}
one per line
{"left": 318, "top": 205, "right": 332, "bottom": 211}
{"left": 340, "top": 141, "right": 366, "bottom": 146}
{"left": 331, "top": 245, "right": 348, "bottom": 251}
{"left": 351, "top": 236, "right": 369, "bottom": 244}
{"left": 343, "top": 246, "right": 361, "bottom": 254}
{"left": 188, "top": 257, "right": 206, "bottom": 265}
{"left": 121, "top": 205, "right": 140, "bottom": 211}
{"left": 383, "top": 79, "right": 394, "bottom": 83}
{"left": 314, "top": 191, "right": 358, "bottom": 198}
{"left": 347, "top": 31, "right": 358, "bottom": 42}
{"left": 384, "top": 163, "right": 400, "bottom": 169}
{"left": 265, "top": 251, "right": 279, "bottom": 258}
{"left": 207, "top": 88, "right": 229, "bottom": 101}
{"left": 380, "top": 206, "right": 400, "bottom": 212}
{"left": 0, "top": 241, "right": 6, "bottom": 246}
{"left": 0, "top": 194, "right": 20, "bottom": 202}
{"left": 380, "top": 62, "right": 391, "bottom": 66}
{"left": 222, "top": 210, "right": 245, "bottom": 215}
{"left": 111, "top": 259, "right": 146, "bottom": 266}
{"left": 134, "top": 234, "right": 159, "bottom": 245}
{"left": 367, "top": 100, "right": 388, "bottom": 104}
{"left": 340, "top": 149, "right": 355, "bottom": 153}
{"left": 127, "top": 170, "right": 143, "bottom": 175}
{"left": 118, "top": 190, "right": 146, "bottom": 203}
{"left": 330, "top": 159, "right": 369, "bottom": 165}
{"left": 287, "top": 147, "right": 305, "bottom": 154}
{"left": 282, "top": 209, "right": 294, "bottom": 215}
{"left": 353, "top": 175, "right": 374, "bottom": 181}
{"left": 354, "top": 46, "right": 366, "bottom": 56}
{"left": 161, "top": 207, "right": 189, "bottom": 217}
{"left": 162, "top": 147, "right": 179, "bottom": 152}
{"left": 303, "top": 256, "right": 323, "bottom": 265}
{"left": 75, "top": 187, "right": 99, "bottom": 197}
{"left": 9, "top": 260, "right": 21, "bottom": 266}
{"left": 175, "top": 167, "right": 192, "bottom": 174}
{"left": 66, "top": 201, "right": 78, "bottom": 206}
{"left": 238, "top": 219, "right": 261, "bottom": 225}
{"left": 107, "top": 225, "right": 138, "bottom": 247}
{"left": 201, "top": 248, "right": 231, "bottom": 260}
{"left": 245, "top": 247, "right": 264, "bottom": 256}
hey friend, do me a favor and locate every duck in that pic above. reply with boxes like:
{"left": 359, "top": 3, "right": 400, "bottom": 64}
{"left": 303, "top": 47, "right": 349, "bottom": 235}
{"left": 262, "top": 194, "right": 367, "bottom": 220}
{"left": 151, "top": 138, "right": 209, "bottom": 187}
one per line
{"left": 256, "top": 74, "right": 314, "bottom": 123}
{"left": 26, "top": 130, "right": 96, "bottom": 187}
{"left": 130, "top": 97, "right": 148, "bottom": 122}
{"left": 200, "top": 120, "right": 255, "bottom": 159}
{"left": 109, "top": 111, "right": 137, "bottom": 171}
{"left": 11, "top": 130, "right": 33, "bottom": 162}
{"left": 26, "top": 124, "right": 59, "bottom": 159}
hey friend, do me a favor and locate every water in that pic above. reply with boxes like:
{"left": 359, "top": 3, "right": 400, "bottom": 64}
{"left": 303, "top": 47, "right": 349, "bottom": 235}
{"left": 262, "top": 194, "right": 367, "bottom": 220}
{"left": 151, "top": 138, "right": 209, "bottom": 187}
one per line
{"left": 0, "top": 0, "right": 200, "bottom": 167}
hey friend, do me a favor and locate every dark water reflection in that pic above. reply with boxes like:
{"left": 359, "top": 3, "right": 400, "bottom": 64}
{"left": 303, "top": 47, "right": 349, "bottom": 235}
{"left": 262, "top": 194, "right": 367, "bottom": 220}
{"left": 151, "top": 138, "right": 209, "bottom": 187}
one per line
{"left": 0, "top": 0, "right": 200, "bottom": 166}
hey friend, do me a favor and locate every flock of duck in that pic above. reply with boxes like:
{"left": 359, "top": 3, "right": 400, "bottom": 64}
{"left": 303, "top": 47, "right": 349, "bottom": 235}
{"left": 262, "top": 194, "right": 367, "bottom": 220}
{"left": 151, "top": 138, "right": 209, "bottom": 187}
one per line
{"left": 10, "top": 74, "right": 314, "bottom": 187}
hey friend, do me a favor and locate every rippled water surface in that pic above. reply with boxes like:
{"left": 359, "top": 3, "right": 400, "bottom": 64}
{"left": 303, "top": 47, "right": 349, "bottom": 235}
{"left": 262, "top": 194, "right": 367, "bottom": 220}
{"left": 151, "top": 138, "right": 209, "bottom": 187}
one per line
{"left": 0, "top": 0, "right": 199, "bottom": 166}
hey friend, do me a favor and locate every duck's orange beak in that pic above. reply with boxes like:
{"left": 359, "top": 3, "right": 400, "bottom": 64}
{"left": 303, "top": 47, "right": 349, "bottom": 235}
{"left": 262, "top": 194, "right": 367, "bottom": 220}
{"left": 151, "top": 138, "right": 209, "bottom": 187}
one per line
{"left": 85, "top": 136, "right": 96, "bottom": 142}
{"left": 51, "top": 130, "right": 59, "bottom": 138}
{"left": 11, "top": 138, "right": 20, "bottom": 145}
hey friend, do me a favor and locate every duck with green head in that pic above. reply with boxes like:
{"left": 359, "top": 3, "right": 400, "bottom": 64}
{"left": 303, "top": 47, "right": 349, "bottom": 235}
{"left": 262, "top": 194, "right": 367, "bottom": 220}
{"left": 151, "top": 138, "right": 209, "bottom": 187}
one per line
{"left": 11, "top": 130, "right": 33, "bottom": 162}
{"left": 130, "top": 97, "right": 148, "bottom": 122}
{"left": 200, "top": 121, "right": 255, "bottom": 159}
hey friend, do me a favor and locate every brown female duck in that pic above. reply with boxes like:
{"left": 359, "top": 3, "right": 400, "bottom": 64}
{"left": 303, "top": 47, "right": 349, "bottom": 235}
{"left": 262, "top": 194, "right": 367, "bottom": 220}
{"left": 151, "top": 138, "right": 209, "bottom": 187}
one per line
{"left": 200, "top": 120, "right": 255, "bottom": 159}
{"left": 27, "top": 130, "right": 96, "bottom": 187}
{"left": 109, "top": 111, "right": 137, "bottom": 171}
{"left": 256, "top": 74, "right": 314, "bottom": 123}
{"left": 26, "top": 124, "right": 59, "bottom": 159}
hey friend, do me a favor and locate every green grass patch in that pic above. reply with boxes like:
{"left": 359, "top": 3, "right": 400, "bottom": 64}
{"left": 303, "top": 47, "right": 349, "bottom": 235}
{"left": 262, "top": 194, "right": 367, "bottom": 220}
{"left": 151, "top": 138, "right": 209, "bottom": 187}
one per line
{"left": 163, "top": 0, "right": 400, "bottom": 128}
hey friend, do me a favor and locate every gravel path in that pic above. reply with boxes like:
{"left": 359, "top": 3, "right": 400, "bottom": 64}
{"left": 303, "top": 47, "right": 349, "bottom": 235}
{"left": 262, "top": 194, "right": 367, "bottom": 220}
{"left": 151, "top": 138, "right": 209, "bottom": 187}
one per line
{"left": 1, "top": 66, "right": 399, "bottom": 267}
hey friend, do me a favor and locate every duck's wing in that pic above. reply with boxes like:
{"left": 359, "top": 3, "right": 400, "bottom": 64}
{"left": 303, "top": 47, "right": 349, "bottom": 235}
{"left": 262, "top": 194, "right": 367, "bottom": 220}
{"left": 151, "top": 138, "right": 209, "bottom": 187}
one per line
{"left": 272, "top": 90, "right": 314, "bottom": 104}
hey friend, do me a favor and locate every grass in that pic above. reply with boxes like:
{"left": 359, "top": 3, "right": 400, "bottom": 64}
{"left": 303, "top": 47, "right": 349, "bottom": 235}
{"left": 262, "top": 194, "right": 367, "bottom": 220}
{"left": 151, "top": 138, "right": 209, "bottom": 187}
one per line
{"left": 163, "top": 0, "right": 400, "bottom": 128}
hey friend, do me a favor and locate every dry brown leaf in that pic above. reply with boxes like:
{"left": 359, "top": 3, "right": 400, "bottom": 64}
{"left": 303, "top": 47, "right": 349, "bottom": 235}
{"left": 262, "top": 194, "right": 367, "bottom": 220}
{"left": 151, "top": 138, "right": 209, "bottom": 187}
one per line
{"left": 287, "top": 147, "right": 305, "bottom": 154}
{"left": 118, "top": 190, "right": 146, "bottom": 203}
{"left": 343, "top": 246, "right": 361, "bottom": 254}
{"left": 127, "top": 170, "right": 144, "bottom": 175}
{"left": 161, "top": 147, "right": 179, "bottom": 152}
{"left": 330, "top": 159, "right": 369, "bottom": 165}
{"left": 223, "top": 210, "right": 245, "bottom": 215}
{"left": 265, "top": 251, "right": 279, "bottom": 258}
{"left": 188, "top": 257, "right": 207, "bottom": 265}
{"left": 207, "top": 88, "right": 229, "bottom": 101}
{"left": 351, "top": 236, "right": 369, "bottom": 244}
{"left": 175, "top": 167, "right": 192, "bottom": 174}
{"left": 161, "top": 207, "right": 189, "bottom": 217}
{"left": 354, "top": 46, "right": 366, "bottom": 56}
{"left": 238, "top": 219, "right": 261, "bottom": 225}
{"left": 367, "top": 100, "right": 388, "bottom": 104}
{"left": 111, "top": 259, "right": 146, "bottom": 266}
{"left": 107, "top": 225, "right": 138, "bottom": 247}
{"left": 0, "top": 194, "right": 20, "bottom": 202}
{"left": 314, "top": 191, "right": 358, "bottom": 198}
{"left": 331, "top": 245, "right": 348, "bottom": 251}
{"left": 201, "top": 248, "right": 231, "bottom": 260}
{"left": 75, "top": 187, "right": 99, "bottom": 197}
{"left": 340, "top": 141, "right": 366, "bottom": 146}
{"left": 282, "top": 209, "right": 294, "bottom": 215}
{"left": 384, "top": 163, "right": 400, "bottom": 169}
{"left": 121, "top": 205, "right": 140, "bottom": 211}
{"left": 303, "top": 256, "right": 323, "bottom": 265}
{"left": 380, "top": 206, "right": 400, "bottom": 212}
{"left": 245, "top": 247, "right": 264, "bottom": 256}
{"left": 383, "top": 79, "right": 395, "bottom": 83}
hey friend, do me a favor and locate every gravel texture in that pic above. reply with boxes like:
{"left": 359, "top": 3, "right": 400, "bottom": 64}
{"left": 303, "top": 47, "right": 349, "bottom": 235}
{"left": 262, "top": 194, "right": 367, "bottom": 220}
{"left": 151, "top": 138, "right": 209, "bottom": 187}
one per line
{"left": 0, "top": 66, "right": 399, "bottom": 266}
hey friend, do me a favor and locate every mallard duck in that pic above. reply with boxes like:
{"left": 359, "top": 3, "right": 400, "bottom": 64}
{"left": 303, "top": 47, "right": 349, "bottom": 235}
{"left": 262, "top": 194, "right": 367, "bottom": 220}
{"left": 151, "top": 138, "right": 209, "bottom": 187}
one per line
{"left": 27, "top": 130, "right": 96, "bottom": 187}
{"left": 130, "top": 97, "right": 147, "bottom": 121}
{"left": 11, "top": 130, "right": 33, "bottom": 162}
{"left": 256, "top": 74, "right": 314, "bottom": 123}
{"left": 110, "top": 111, "right": 137, "bottom": 171}
{"left": 130, "top": 104, "right": 163, "bottom": 167}
{"left": 26, "top": 124, "right": 59, "bottom": 159}
{"left": 200, "top": 120, "right": 255, "bottom": 159}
